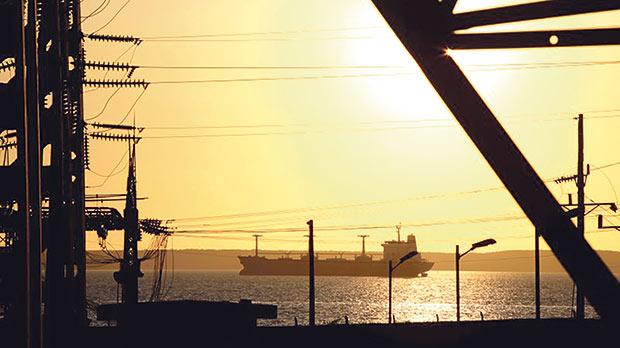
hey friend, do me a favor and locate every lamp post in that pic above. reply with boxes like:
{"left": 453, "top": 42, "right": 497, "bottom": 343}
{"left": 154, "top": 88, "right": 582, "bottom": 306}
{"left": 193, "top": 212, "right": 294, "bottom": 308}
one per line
{"left": 597, "top": 213, "right": 620, "bottom": 231}
{"left": 307, "top": 220, "right": 315, "bottom": 327}
{"left": 388, "top": 250, "right": 419, "bottom": 324}
{"left": 456, "top": 238, "right": 496, "bottom": 322}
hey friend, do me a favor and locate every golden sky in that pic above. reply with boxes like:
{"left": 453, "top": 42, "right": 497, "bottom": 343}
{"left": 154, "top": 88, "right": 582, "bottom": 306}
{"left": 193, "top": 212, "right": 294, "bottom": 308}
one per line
{"left": 81, "top": 0, "right": 620, "bottom": 255}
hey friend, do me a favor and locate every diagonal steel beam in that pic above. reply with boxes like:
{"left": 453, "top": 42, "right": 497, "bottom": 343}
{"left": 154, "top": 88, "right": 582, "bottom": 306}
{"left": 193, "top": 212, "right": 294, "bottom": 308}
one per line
{"left": 453, "top": 0, "right": 620, "bottom": 30}
{"left": 448, "top": 28, "right": 620, "bottom": 49}
{"left": 442, "top": 0, "right": 458, "bottom": 14}
{"left": 371, "top": 0, "right": 620, "bottom": 320}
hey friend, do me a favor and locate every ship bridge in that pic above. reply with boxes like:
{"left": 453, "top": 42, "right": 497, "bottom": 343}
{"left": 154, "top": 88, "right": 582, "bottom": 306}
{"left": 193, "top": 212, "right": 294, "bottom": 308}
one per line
{"left": 382, "top": 234, "right": 420, "bottom": 262}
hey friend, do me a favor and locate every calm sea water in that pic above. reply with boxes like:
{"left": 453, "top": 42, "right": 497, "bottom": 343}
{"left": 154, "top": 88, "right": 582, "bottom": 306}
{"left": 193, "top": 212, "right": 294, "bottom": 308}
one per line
{"left": 87, "top": 270, "right": 598, "bottom": 326}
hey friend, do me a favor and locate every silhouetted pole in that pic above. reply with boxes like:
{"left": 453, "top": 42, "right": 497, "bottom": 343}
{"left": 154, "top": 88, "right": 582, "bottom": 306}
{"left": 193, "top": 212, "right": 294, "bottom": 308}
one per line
{"left": 387, "top": 251, "right": 418, "bottom": 324}
{"left": 535, "top": 226, "right": 541, "bottom": 319}
{"left": 307, "top": 220, "right": 315, "bottom": 326}
{"left": 16, "top": 1, "right": 43, "bottom": 346}
{"left": 26, "top": 0, "right": 43, "bottom": 345}
{"left": 358, "top": 234, "right": 369, "bottom": 256}
{"left": 253, "top": 234, "right": 262, "bottom": 257}
{"left": 455, "top": 239, "right": 496, "bottom": 322}
{"left": 388, "top": 260, "right": 393, "bottom": 324}
{"left": 576, "top": 113, "right": 585, "bottom": 320}
{"left": 456, "top": 245, "right": 460, "bottom": 322}
{"left": 114, "top": 142, "right": 143, "bottom": 310}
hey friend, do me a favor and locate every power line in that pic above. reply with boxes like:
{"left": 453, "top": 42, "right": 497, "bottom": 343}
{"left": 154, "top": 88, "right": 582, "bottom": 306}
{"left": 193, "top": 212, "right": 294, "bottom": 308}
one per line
{"left": 90, "top": 107, "right": 620, "bottom": 133}
{"left": 114, "top": 87, "right": 148, "bottom": 126}
{"left": 94, "top": 115, "right": 620, "bottom": 140}
{"left": 592, "top": 161, "right": 620, "bottom": 171}
{"left": 586, "top": 114, "right": 620, "bottom": 120}
{"left": 81, "top": 0, "right": 111, "bottom": 23}
{"left": 82, "top": 60, "right": 620, "bottom": 75}
{"left": 170, "top": 215, "right": 527, "bottom": 235}
{"left": 158, "top": 164, "right": 610, "bottom": 229}
{"left": 146, "top": 71, "right": 413, "bottom": 85}
{"left": 164, "top": 187, "right": 508, "bottom": 223}
{"left": 466, "top": 60, "right": 620, "bottom": 72}
{"left": 86, "top": 149, "right": 129, "bottom": 189}
{"left": 117, "top": 62, "right": 620, "bottom": 85}
{"left": 141, "top": 123, "right": 304, "bottom": 130}
{"left": 140, "top": 35, "right": 388, "bottom": 43}
{"left": 82, "top": 59, "right": 620, "bottom": 74}
{"left": 163, "top": 168, "right": 582, "bottom": 225}
{"left": 111, "top": 64, "right": 407, "bottom": 70}
{"left": 138, "top": 25, "right": 384, "bottom": 40}
{"left": 89, "top": 0, "right": 132, "bottom": 35}
{"left": 85, "top": 87, "right": 122, "bottom": 121}
{"left": 128, "top": 125, "right": 456, "bottom": 140}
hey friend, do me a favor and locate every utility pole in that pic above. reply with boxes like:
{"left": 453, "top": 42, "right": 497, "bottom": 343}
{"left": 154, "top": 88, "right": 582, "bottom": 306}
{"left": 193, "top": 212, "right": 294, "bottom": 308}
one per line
{"left": 535, "top": 226, "right": 541, "bottom": 319}
{"left": 253, "top": 234, "right": 262, "bottom": 257}
{"left": 553, "top": 114, "right": 617, "bottom": 319}
{"left": 24, "top": 0, "right": 43, "bottom": 345}
{"left": 12, "top": 1, "right": 44, "bottom": 346}
{"left": 455, "top": 245, "right": 460, "bottom": 322}
{"left": 371, "top": 1, "right": 620, "bottom": 321}
{"left": 114, "top": 141, "right": 143, "bottom": 305}
{"left": 575, "top": 114, "right": 585, "bottom": 320}
{"left": 307, "top": 220, "right": 315, "bottom": 326}
{"left": 358, "top": 235, "right": 369, "bottom": 256}
{"left": 388, "top": 260, "right": 393, "bottom": 324}
{"left": 103, "top": 126, "right": 144, "bottom": 317}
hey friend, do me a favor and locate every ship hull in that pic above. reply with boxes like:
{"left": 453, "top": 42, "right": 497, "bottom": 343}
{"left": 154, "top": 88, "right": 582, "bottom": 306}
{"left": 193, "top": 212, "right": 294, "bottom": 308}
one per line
{"left": 238, "top": 256, "right": 434, "bottom": 278}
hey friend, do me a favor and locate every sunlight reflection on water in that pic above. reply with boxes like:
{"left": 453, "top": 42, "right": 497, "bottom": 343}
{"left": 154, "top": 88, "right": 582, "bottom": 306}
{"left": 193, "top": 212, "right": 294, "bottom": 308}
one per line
{"left": 88, "top": 270, "right": 599, "bottom": 326}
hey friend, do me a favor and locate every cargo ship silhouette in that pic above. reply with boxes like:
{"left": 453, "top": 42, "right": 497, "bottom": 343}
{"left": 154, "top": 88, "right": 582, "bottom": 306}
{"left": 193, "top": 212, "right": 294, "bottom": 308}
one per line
{"left": 239, "top": 228, "right": 433, "bottom": 277}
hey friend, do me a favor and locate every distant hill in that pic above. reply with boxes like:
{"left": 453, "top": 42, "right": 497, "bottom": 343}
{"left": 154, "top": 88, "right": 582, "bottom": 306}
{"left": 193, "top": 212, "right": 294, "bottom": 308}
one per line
{"left": 88, "top": 249, "right": 620, "bottom": 274}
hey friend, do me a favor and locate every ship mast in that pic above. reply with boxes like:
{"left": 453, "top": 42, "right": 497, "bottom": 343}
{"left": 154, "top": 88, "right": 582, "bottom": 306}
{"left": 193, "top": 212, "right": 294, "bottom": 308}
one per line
{"left": 358, "top": 235, "right": 369, "bottom": 256}
{"left": 252, "top": 234, "right": 262, "bottom": 257}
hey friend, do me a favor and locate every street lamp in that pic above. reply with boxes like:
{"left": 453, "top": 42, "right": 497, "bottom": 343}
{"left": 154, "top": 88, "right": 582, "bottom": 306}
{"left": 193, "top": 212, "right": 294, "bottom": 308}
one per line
{"left": 456, "top": 238, "right": 496, "bottom": 322}
{"left": 388, "top": 250, "right": 419, "bottom": 324}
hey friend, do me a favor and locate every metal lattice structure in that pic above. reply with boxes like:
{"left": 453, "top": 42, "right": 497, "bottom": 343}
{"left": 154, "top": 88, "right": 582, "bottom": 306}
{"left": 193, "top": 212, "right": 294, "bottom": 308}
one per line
{"left": 1, "top": 1, "right": 87, "bottom": 347}
{"left": 371, "top": 0, "right": 620, "bottom": 320}
{"left": 0, "top": 2, "right": 43, "bottom": 348}
{"left": 38, "top": 2, "right": 88, "bottom": 344}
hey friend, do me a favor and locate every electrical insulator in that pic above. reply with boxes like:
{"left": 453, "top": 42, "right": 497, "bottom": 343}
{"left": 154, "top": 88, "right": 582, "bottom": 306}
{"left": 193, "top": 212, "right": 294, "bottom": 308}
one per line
{"left": 83, "top": 79, "right": 149, "bottom": 89}
{"left": 89, "top": 132, "right": 142, "bottom": 142}
{"left": 0, "top": 60, "right": 15, "bottom": 72}
{"left": 84, "top": 33, "right": 142, "bottom": 45}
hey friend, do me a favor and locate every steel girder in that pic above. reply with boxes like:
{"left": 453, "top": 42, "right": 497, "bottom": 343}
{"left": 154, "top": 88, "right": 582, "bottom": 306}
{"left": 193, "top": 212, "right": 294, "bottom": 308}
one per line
{"left": 371, "top": 0, "right": 620, "bottom": 320}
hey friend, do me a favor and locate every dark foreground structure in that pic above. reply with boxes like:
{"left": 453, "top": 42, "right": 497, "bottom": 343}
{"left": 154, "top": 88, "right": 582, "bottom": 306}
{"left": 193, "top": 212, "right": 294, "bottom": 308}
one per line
{"left": 79, "top": 320, "right": 614, "bottom": 348}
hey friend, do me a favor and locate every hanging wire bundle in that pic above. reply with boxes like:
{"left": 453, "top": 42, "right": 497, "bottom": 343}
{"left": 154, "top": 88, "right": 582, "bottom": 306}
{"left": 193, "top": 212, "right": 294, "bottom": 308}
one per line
{"left": 85, "top": 212, "right": 174, "bottom": 302}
